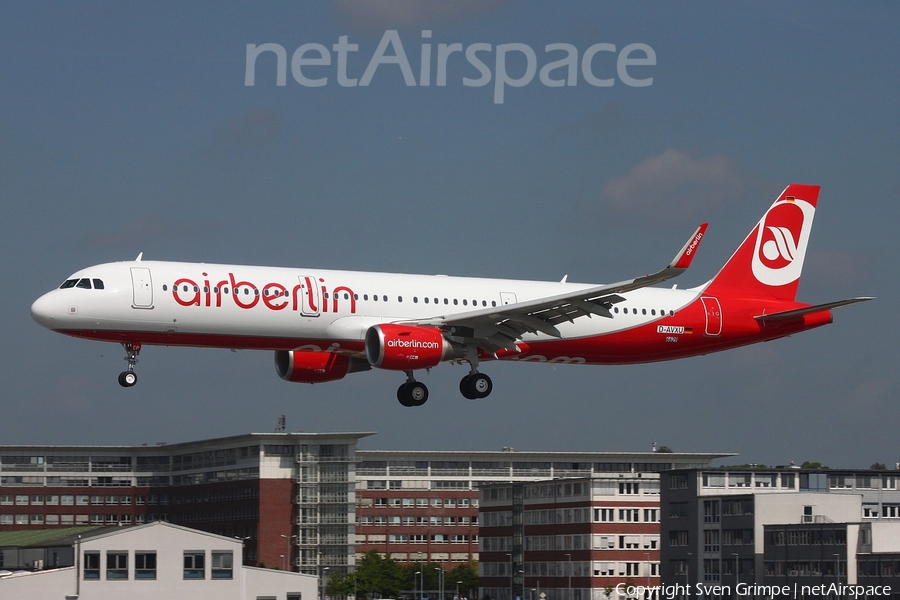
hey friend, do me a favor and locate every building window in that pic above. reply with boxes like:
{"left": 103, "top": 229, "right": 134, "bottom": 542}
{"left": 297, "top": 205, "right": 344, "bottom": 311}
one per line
{"left": 212, "top": 551, "right": 233, "bottom": 580}
{"left": 106, "top": 552, "right": 128, "bottom": 580}
{"left": 135, "top": 552, "right": 157, "bottom": 579}
{"left": 84, "top": 552, "right": 100, "bottom": 580}
{"left": 184, "top": 551, "right": 205, "bottom": 579}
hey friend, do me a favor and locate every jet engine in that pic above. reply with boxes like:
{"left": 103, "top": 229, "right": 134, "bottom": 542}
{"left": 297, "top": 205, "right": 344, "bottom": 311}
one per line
{"left": 365, "top": 324, "right": 464, "bottom": 370}
{"left": 274, "top": 350, "right": 369, "bottom": 383}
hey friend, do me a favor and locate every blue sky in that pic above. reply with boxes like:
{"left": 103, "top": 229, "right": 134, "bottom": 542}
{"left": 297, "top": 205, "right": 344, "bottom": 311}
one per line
{"left": 1, "top": 2, "right": 897, "bottom": 468}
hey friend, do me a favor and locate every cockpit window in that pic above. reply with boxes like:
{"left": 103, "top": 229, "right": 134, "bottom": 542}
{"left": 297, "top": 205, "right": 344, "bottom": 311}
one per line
{"left": 59, "top": 279, "right": 79, "bottom": 289}
{"left": 92, "top": 279, "right": 104, "bottom": 290}
{"left": 76, "top": 278, "right": 92, "bottom": 289}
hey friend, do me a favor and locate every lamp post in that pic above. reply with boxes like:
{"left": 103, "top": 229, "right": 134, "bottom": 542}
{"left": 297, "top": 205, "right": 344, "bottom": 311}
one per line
{"left": 564, "top": 553, "right": 572, "bottom": 600}
{"left": 321, "top": 566, "right": 330, "bottom": 600}
{"left": 280, "top": 534, "right": 291, "bottom": 572}
{"left": 685, "top": 552, "right": 692, "bottom": 600}
{"left": 731, "top": 553, "right": 739, "bottom": 591}
{"left": 457, "top": 580, "right": 463, "bottom": 600}
{"left": 645, "top": 552, "right": 651, "bottom": 600}
{"left": 507, "top": 553, "right": 513, "bottom": 600}
{"left": 416, "top": 571, "right": 422, "bottom": 600}
{"left": 435, "top": 567, "right": 444, "bottom": 600}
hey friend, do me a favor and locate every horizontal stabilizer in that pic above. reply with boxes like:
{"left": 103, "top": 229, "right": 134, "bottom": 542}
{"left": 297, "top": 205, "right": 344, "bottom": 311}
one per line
{"left": 754, "top": 297, "right": 874, "bottom": 323}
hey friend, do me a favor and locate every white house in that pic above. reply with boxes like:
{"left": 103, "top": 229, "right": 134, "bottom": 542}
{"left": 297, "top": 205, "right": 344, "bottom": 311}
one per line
{"left": 0, "top": 521, "right": 316, "bottom": 600}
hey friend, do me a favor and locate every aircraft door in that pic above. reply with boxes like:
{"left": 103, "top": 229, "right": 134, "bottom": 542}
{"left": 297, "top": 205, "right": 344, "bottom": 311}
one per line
{"left": 130, "top": 267, "right": 153, "bottom": 309}
{"left": 297, "top": 276, "right": 321, "bottom": 317}
{"left": 500, "top": 292, "right": 517, "bottom": 306}
{"left": 701, "top": 296, "right": 722, "bottom": 336}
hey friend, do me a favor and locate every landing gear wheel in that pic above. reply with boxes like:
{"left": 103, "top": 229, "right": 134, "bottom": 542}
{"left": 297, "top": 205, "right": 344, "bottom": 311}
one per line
{"left": 459, "top": 375, "right": 478, "bottom": 399}
{"left": 460, "top": 373, "right": 492, "bottom": 399}
{"left": 397, "top": 381, "right": 428, "bottom": 407}
{"left": 118, "top": 371, "right": 137, "bottom": 388}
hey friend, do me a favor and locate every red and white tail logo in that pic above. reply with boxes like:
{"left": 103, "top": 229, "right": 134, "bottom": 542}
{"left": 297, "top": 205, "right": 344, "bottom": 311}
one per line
{"left": 707, "top": 184, "right": 819, "bottom": 301}
{"left": 751, "top": 193, "right": 815, "bottom": 287}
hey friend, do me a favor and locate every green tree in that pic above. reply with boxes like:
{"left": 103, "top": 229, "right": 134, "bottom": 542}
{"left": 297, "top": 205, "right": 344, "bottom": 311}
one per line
{"left": 447, "top": 562, "right": 479, "bottom": 599}
{"left": 343, "top": 551, "right": 404, "bottom": 600}
{"left": 800, "top": 461, "right": 828, "bottom": 469}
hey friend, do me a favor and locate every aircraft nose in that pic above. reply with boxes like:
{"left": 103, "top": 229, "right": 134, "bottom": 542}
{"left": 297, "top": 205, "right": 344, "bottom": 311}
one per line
{"left": 31, "top": 292, "right": 63, "bottom": 330}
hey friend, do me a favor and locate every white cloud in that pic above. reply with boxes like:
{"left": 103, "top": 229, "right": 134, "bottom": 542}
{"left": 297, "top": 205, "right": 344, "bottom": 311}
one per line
{"left": 603, "top": 149, "right": 743, "bottom": 220}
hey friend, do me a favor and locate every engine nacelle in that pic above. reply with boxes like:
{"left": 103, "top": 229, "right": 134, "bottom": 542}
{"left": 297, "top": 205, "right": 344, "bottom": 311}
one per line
{"left": 274, "top": 350, "right": 369, "bottom": 384}
{"left": 365, "top": 324, "right": 463, "bottom": 370}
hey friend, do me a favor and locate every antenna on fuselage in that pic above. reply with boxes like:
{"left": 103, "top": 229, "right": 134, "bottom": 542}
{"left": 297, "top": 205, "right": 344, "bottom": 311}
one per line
{"left": 135, "top": 252, "right": 143, "bottom": 262}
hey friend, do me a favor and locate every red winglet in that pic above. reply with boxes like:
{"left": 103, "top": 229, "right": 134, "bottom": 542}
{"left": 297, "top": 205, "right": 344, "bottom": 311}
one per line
{"left": 670, "top": 223, "right": 708, "bottom": 270}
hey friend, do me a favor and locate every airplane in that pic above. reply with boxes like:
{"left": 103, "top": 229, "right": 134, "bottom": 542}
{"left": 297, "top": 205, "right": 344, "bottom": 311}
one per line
{"left": 31, "top": 184, "right": 871, "bottom": 407}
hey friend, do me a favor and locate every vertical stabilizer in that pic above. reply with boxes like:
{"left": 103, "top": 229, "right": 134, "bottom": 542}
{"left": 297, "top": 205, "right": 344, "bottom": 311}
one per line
{"left": 705, "top": 184, "right": 819, "bottom": 301}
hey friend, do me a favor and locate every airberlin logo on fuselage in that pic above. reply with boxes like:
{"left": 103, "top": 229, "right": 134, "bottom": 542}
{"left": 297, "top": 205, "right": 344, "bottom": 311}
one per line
{"left": 751, "top": 199, "right": 815, "bottom": 287}
{"left": 170, "top": 272, "right": 356, "bottom": 314}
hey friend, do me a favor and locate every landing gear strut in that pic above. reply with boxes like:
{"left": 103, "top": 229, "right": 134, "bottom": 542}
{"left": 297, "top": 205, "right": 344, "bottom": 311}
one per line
{"left": 459, "top": 349, "right": 492, "bottom": 399}
{"left": 397, "top": 371, "right": 428, "bottom": 407}
{"left": 118, "top": 342, "right": 141, "bottom": 388}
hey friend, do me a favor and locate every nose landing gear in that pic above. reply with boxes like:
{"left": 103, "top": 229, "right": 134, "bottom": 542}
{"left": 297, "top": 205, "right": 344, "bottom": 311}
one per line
{"left": 118, "top": 342, "right": 141, "bottom": 388}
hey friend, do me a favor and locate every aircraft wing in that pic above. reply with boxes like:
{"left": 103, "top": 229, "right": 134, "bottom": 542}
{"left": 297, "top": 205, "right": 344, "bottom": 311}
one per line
{"left": 406, "top": 223, "right": 708, "bottom": 353}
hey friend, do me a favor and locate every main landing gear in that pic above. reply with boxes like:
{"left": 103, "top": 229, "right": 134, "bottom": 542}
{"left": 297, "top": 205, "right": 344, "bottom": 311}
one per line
{"left": 460, "top": 348, "right": 492, "bottom": 400}
{"left": 459, "top": 372, "right": 492, "bottom": 399}
{"left": 118, "top": 342, "right": 141, "bottom": 388}
{"left": 397, "top": 371, "right": 428, "bottom": 407}
{"left": 395, "top": 362, "right": 494, "bottom": 407}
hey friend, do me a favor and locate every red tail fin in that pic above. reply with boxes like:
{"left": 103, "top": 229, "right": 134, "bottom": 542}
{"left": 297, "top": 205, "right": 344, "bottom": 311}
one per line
{"left": 705, "top": 184, "right": 820, "bottom": 301}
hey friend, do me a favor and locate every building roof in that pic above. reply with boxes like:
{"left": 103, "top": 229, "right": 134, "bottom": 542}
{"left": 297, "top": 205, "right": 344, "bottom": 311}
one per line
{"left": 0, "top": 431, "right": 377, "bottom": 453}
{"left": 0, "top": 526, "right": 108, "bottom": 548}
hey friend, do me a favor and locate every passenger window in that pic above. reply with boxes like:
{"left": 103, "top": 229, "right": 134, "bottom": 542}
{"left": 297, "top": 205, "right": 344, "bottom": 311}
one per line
{"left": 92, "top": 279, "right": 104, "bottom": 290}
{"left": 444, "top": 298, "right": 448, "bottom": 305}
{"left": 59, "top": 279, "right": 79, "bottom": 289}
{"left": 642, "top": 309, "right": 646, "bottom": 315}
{"left": 482, "top": 300, "right": 487, "bottom": 306}
{"left": 163, "top": 285, "right": 168, "bottom": 291}
{"left": 373, "top": 295, "right": 378, "bottom": 302}
{"left": 413, "top": 297, "right": 418, "bottom": 303}
{"left": 398, "top": 296, "right": 403, "bottom": 302}
{"left": 454, "top": 299, "right": 458, "bottom": 305}
{"left": 364, "top": 294, "right": 368, "bottom": 300}
{"left": 463, "top": 300, "right": 467, "bottom": 306}
{"left": 194, "top": 286, "right": 199, "bottom": 292}
{"left": 76, "top": 278, "right": 92, "bottom": 289}
{"left": 492, "top": 301, "right": 496, "bottom": 307}
{"left": 383, "top": 295, "right": 387, "bottom": 302}
{"left": 651, "top": 309, "right": 656, "bottom": 315}
{"left": 354, "top": 294, "right": 359, "bottom": 300}
{"left": 344, "top": 293, "right": 349, "bottom": 300}
{"left": 613, "top": 307, "right": 618, "bottom": 313}
{"left": 433, "top": 298, "right": 438, "bottom": 304}
{"left": 424, "top": 297, "right": 429, "bottom": 304}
